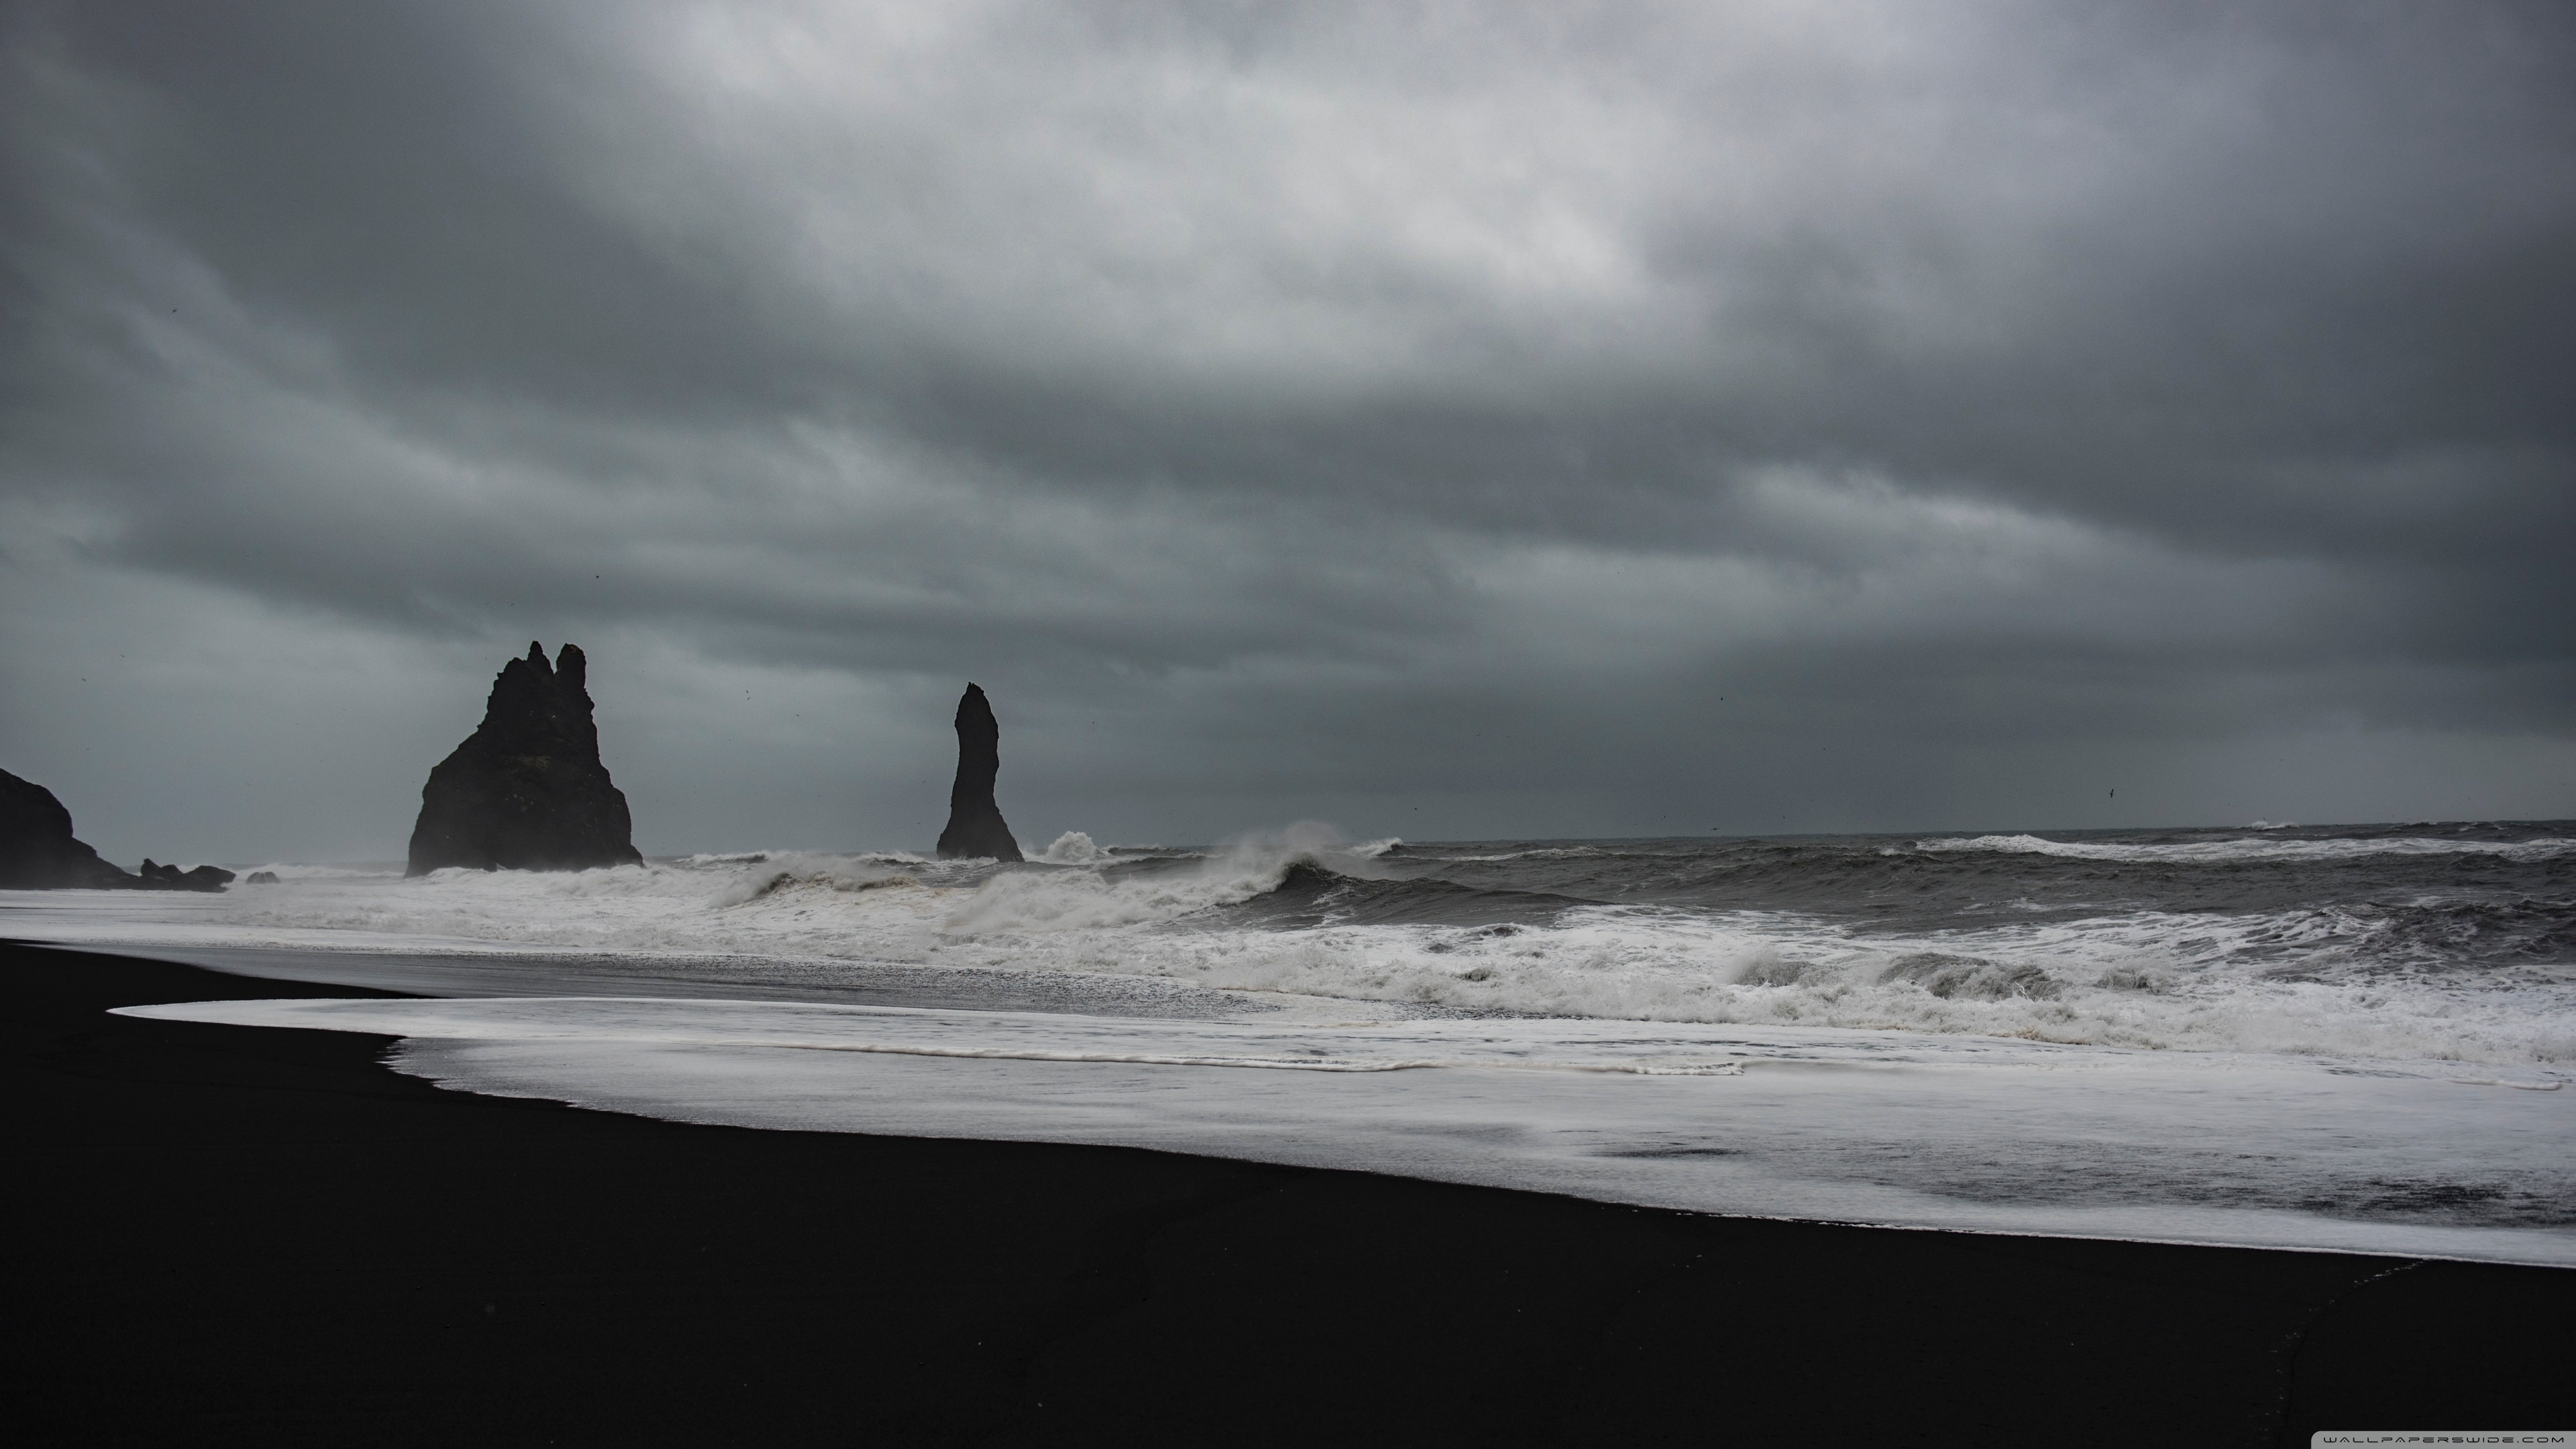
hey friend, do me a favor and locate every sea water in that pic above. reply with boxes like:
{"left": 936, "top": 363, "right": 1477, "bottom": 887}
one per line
{"left": 11, "top": 819, "right": 2571, "bottom": 1264}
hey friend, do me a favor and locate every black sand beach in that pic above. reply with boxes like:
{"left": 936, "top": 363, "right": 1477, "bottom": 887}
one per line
{"left": 5, "top": 941, "right": 2565, "bottom": 1446}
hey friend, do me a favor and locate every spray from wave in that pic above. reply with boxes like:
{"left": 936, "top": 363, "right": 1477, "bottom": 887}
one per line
{"left": 943, "top": 822, "right": 1395, "bottom": 934}
{"left": 1035, "top": 831, "right": 1110, "bottom": 864}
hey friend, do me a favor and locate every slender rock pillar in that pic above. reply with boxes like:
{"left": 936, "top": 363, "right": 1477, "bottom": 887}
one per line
{"left": 934, "top": 683, "right": 1022, "bottom": 862}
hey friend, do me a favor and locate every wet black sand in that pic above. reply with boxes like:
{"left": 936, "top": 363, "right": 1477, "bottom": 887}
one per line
{"left": 5, "top": 941, "right": 2565, "bottom": 1446}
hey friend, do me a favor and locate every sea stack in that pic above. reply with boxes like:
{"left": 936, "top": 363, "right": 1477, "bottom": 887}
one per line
{"left": 406, "top": 643, "right": 643, "bottom": 875}
{"left": 1, "top": 767, "right": 233, "bottom": 890}
{"left": 934, "top": 683, "right": 1023, "bottom": 862}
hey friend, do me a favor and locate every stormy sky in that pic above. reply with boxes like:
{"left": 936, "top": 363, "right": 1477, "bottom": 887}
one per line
{"left": 3, "top": 0, "right": 2571, "bottom": 863}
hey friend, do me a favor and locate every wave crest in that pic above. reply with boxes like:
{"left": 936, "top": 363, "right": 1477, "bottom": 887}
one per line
{"left": 943, "top": 822, "right": 1390, "bottom": 936}
{"left": 1036, "top": 831, "right": 1110, "bottom": 865}
{"left": 1916, "top": 833, "right": 2575, "bottom": 863}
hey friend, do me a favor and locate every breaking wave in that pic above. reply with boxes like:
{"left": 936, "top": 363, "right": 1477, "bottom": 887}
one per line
{"left": 10, "top": 818, "right": 2569, "bottom": 1071}
{"left": 1917, "top": 832, "right": 2575, "bottom": 863}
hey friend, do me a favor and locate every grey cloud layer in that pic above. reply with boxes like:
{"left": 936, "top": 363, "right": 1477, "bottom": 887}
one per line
{"left": 3, "top": 0, "right": 2571, "bottom": 854}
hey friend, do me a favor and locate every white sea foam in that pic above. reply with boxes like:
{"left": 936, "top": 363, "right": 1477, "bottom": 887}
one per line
{"left": 1036, "top": 830, "right": 1110, "bottom": 864}
{"left": 227, "top": 861, "right": 399, "bottom": 881}
{"left": 953, "top": 828, "right": 1384, "bottom": 930}
{"left": 999, "top": 906, "right": 2576, "bottom": 1068}
{"left": 1409, "top": 845, "right": 1609, "bottom": 862}
{"left": 9, "top": 820, "right": 2569, "bottom": 1070}
{"left": 116, "top": 994, "right": 2576, "bottom": 1265}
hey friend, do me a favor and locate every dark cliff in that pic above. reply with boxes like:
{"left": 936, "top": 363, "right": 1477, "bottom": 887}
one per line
{"left": 406, "top": 643, "right": 643, "bottom": 875}
{"left": 934, "top": 684, "right": 1023, "bottom": 862}
{"left": 1, "top": 768, "right": 233, "bottom": 891}
{"left": 2, "top": 767, "right": 138, "bottom": 888}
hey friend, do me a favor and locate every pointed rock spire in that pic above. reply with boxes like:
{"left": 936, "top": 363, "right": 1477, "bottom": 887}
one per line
{"left": 935, "top": 683, "right": 1022, "bottom": 862}
{"left": 406, "top": 643, "right": 642, "bottom": 875}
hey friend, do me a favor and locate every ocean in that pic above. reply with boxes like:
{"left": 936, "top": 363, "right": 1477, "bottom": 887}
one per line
{"left": 13, "top": 818, "right": 2572, "bottom": 1265}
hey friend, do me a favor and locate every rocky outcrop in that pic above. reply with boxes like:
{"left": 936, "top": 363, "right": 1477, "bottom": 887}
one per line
{"left": 140, "top": 859, "right": 237, "bottom": 892}
{"left": 2, "top": 767, "right": 139, "bottom": 888}
{"left": 934, "top": 684, "right": 1023, "bottom": 862}
{"left": 406, "top": 643, "right": 643, "bottom": 875}
{"left": 1, "top": 767, "right": 232, "bottom": 890}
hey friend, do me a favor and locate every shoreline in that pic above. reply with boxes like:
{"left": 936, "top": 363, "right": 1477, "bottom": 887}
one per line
{"left": 5, "top": 939, "right": 2567, "bottom": 1444}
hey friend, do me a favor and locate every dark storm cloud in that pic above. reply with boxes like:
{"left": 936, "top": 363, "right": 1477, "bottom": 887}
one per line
{"left": 3, "top": 0, "right": 2571, "bottom": 855}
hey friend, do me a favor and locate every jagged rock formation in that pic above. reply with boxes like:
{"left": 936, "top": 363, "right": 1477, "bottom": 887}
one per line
{"left": 934, "top": 684, "right": 1022, "bottom": 862}
{"left": 1, "top": 767, "right": 233, "bottom": 890}
{"left": 406, "top": 643, "right": 643, "bottom": 875}
{"left": 140, "top": 859, "right": 237, "bottom": 891}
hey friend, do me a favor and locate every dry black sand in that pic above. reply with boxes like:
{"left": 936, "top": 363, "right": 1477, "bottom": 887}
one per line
{"left": 5, "top": 941, "right": 2566, "bottom": 1446}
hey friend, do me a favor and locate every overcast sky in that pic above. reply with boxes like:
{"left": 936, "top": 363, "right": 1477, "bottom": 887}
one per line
{"left": 3, "top": 0, "right": 2571, "bottom": 863}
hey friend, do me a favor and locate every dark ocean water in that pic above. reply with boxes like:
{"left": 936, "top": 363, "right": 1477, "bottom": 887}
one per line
{"left": 1216, "top": 820, "right": 2576, "bottom": 973}
{"left": 1018, "top": 818, "right": 2570, "bottom": 1065}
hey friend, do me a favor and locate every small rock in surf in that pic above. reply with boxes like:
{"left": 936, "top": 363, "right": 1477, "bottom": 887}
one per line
{"left": 140, "top": 857, "right": 238, "bottom": 892}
